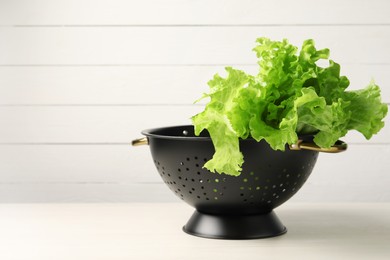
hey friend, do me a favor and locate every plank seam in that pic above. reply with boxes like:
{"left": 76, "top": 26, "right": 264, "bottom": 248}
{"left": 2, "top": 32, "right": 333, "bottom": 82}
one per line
{"left": 1, "top": 24, "right": 390, "bottom": 27}
{"left": 1, "top": 63, "right": 390, "bottom": 67}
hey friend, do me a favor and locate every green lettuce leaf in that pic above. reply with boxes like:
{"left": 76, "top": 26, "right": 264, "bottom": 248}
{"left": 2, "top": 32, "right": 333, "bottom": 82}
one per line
{"left": 344, "top": 82, "right": 388, "bottom": 139}
{"left": 192, "top": 67, "right": 250, "bottom": 176}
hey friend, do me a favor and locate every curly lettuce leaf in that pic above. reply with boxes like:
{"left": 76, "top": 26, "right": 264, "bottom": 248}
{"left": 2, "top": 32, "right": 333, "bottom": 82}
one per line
{"left": 192, "top": 67, "right": 250, "bottom": 176}
{"left": 295, "top": 88, "right": 351, "bottom": 147}
{"left": 344, "top": 82, "right": 388, "bottom": 139}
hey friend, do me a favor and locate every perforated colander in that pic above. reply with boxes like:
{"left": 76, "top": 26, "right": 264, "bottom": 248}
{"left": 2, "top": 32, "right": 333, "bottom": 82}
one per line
{"left": 133, "top": 125, "right": 346, "bottom": 239}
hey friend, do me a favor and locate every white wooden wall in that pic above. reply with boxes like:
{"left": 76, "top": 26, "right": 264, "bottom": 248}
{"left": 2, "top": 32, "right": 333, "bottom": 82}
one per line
{"left": 0, "top": 0, "right": 389, "bottom": 202}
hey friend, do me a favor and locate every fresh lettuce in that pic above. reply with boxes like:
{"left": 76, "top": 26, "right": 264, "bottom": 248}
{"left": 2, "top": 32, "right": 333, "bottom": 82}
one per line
{"left": 192, "top": 38, "right": 388, "bottom": 176}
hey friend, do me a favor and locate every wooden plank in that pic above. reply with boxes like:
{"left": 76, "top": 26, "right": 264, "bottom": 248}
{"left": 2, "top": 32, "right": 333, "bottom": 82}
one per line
{"left": 0, "top": 0, "right": 389, "bottom": 25}
{"left": 0, "top": 183, "right": 177, "bottom": 203}
{"left": 0, "top": 106, "right": 388, "bottom": 143}
{"left": 0, "top": 145, "right": 389, "bottom": 202}
{"left": 1, "top": 26, "right": 390, "bottom": 65}
{"left": 0, "top": 144, "right": 158, "bottom": 183}
{"left": 0, "top": 64, "right": 389, "bottom": 105}
{"left": 0, "top": 106, "right": 200, "bottom": 143}
{"left": 0, "top": 204, "right": 389, "bottom": 260}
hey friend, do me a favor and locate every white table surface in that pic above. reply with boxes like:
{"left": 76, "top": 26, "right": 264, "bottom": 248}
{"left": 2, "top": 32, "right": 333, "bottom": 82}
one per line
{"left": 0, "top": 203, "right": 389, "bottom": 260}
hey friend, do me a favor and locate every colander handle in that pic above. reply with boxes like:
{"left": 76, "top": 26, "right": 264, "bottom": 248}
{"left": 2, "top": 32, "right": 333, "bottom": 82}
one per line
{"left": 289, "top": 139, "right": 347, "bottom": 153}
{"left": 132, "top": 137, "right": 149, "bottom": 146}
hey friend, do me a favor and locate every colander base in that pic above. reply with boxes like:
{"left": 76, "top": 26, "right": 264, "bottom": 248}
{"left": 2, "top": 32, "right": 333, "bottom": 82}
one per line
{"left": 182, "top": 210, "right": 287, "bottom": 239}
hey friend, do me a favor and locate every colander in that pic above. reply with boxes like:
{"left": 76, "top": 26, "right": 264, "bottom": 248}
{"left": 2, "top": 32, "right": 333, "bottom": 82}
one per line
{"left": 132, "top": 125, "right": 347, "bottom": 239}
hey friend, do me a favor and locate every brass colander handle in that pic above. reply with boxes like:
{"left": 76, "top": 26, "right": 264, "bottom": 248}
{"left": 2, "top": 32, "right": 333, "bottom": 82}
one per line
{"left": 289, "top": 139, "right": 347, "bottom": 153}
{"left": 132, "top": 137, "right": 149, "bottom": 146}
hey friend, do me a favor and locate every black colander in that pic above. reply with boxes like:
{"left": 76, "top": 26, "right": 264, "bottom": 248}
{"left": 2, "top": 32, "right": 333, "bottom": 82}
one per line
{"left": 132, "top": 125, "right": 347, "bottom": 239}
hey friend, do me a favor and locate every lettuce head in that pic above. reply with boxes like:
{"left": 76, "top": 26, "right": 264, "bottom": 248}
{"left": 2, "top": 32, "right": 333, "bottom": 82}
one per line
{"left": 192, "top": 38, "right": 388, "bottom": 176}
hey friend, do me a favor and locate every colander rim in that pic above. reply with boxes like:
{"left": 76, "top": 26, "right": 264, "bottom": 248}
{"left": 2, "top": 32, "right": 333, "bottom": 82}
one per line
{"left": 141, "top": 125, "right": 315, "bottom": 142}
{"left": 141, "top": 125, "right": 212, "bottom": 141}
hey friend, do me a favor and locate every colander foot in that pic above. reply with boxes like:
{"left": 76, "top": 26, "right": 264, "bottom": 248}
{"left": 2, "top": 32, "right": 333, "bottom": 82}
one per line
{"left": 182, "top": 210, "right": 286, "bottom": 239}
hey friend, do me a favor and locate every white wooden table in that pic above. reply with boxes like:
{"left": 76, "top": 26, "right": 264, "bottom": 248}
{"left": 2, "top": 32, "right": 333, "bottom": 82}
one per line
{"left": 0, "top": 203, "right": 389, "bottom": 260}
